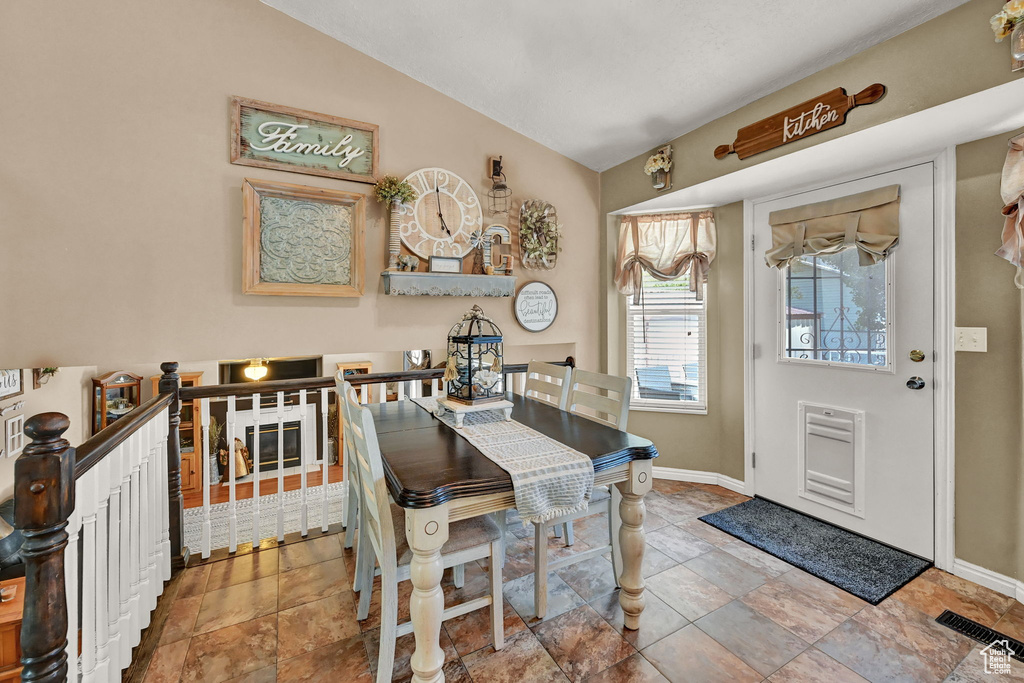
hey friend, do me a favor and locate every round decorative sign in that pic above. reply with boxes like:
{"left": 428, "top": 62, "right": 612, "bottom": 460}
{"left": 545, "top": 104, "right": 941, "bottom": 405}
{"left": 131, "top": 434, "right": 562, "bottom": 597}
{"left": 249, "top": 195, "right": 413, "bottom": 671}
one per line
{"left": 514, "top": 281, "right": 558, "bottom": 332}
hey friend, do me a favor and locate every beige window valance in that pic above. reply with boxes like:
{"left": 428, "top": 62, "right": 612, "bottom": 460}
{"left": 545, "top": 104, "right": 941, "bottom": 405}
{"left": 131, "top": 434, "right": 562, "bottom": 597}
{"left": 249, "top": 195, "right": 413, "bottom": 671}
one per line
{"left": 998, "top": 133, "right": 1024, "bottom": 289}
{"left": 765, "top": 185, "right": 901, "bottom": 269}
{"left": 614, "top": 211, "right": 717, "bottom": 303}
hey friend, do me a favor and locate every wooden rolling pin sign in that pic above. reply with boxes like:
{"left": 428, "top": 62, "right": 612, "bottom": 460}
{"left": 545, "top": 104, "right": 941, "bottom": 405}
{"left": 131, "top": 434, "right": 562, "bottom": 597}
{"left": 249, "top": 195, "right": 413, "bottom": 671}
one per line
{"left": 714, "top": 84, "right": 886, "bottom": 160}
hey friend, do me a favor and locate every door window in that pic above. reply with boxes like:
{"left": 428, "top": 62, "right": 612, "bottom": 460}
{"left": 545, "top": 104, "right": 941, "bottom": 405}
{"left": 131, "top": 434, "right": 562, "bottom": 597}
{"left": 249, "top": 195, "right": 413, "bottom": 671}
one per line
{"left": 780, "top": 247, "right": 892, "bottom": 370}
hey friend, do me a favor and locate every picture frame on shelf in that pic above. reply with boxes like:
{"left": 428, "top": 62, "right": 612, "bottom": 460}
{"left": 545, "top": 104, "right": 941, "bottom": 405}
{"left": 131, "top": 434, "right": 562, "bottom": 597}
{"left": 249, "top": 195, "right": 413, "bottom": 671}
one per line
{"left": 429, "top": 256, "right": 463, "bottom": 274}
{"left": 0, "top": 370, "right": 22, "bottom": 400}
{"left": 243, "top": 178, "right": 366, "bottom": 297}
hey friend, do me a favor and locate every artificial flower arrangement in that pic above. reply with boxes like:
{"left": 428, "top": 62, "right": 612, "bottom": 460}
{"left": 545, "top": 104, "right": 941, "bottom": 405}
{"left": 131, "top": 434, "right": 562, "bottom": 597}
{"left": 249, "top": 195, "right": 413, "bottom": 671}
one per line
{"left": 991, "top": 0, "right": 1024, "bottom": 41}
{"left": 644, "top": 150, "right": 673, "bottom": 176}
{"left": 373, "top": 174, "right": 418, "bottom": 204}
{"left": 519, "top": 200, "right": 562, "bottom": 269}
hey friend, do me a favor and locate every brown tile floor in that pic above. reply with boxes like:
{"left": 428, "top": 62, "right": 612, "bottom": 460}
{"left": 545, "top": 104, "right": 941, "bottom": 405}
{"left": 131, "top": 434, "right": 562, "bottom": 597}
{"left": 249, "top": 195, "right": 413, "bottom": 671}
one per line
{"left": 141, "top": 481, "right": 1024, "bottom": 682}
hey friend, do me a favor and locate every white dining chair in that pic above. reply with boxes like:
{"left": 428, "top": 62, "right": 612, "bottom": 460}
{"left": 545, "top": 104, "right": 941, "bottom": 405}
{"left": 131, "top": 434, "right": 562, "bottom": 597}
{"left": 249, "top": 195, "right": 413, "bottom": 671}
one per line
{"left": 341, "top": 382, "right": 505, "bottom": 680}
{"left": 523, "top": 360, "right": 572, "bottom": 409}
{"left": 533, "top": 369, "right": 632, "bottom": 618}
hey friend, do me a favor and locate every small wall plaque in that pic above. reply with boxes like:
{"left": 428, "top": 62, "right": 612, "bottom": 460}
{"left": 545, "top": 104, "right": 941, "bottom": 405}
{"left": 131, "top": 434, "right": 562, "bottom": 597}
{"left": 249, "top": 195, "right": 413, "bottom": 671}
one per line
{"left": 514, "top": 281, "right": 558, "bottom": 332}
{"left": 429, "top": 256, "right": 463, "bottom": 274}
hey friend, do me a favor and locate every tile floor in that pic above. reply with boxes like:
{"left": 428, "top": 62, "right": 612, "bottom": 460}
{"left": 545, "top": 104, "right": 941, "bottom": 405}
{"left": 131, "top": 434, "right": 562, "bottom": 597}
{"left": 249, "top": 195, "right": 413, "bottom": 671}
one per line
{"left": 141, "top": 480, "right": 1024, "bottom": 682}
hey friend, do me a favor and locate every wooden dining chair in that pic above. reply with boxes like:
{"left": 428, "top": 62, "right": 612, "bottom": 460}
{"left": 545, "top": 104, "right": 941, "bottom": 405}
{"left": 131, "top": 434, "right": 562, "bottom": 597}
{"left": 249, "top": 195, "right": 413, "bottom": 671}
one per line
{"left": 533, "top": 369, "right": 632, "bottom": 618}
{"left": 341, "top": 382, "right": 505, "bottom": 680}
{"left": 523, "top": 360, "right": 572, "bottom": 409}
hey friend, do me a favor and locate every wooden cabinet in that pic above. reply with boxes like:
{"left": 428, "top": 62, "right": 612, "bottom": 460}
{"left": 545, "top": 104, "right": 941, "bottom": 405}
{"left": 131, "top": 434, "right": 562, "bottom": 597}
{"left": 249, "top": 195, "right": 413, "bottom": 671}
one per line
{"left": 92, "top": 371, "right": 142, "bottom": 435}
{"left": 0, "top": 577, "right": 25, "bottom": 681}
{"left": 152, "top": 371, "right": 203, "bottom": 494}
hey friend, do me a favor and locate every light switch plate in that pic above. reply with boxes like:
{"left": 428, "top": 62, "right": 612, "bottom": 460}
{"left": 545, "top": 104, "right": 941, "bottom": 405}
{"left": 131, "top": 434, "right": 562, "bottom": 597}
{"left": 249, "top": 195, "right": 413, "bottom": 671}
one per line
{"left": 954, "top": 327, "right": 987, "bottom": 352}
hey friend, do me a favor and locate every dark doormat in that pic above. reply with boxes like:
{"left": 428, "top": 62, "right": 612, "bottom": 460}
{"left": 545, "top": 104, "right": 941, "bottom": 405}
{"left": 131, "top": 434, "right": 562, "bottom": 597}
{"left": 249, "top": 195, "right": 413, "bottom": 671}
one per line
{"left": 699, "top": 497, "right": 931, "bottom": 605}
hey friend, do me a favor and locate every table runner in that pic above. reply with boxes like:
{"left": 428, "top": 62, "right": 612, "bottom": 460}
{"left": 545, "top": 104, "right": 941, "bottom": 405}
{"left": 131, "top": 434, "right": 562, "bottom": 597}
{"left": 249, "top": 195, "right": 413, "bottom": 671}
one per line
{"left": 411, "top": 397, "right": 594, "bottom": 524}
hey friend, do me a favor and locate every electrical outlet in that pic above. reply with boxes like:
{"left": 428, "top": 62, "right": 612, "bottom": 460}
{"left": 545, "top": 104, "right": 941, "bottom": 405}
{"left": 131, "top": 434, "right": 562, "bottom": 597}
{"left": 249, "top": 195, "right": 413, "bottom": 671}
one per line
{"left": 954, "top": 327, "right": 987, "bottom": 352}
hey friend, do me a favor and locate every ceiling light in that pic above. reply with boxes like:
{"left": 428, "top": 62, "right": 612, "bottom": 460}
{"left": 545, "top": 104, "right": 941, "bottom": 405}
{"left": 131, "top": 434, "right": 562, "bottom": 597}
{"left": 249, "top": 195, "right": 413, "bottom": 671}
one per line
{"left": 244, "top": 359, "right": 268, "bottom": 381}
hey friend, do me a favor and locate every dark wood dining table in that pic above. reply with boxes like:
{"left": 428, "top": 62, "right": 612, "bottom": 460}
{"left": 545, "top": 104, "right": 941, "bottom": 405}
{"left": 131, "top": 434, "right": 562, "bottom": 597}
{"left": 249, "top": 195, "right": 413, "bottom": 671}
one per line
{"left": 366, "top": 393, "right": 658, "bottom": 683}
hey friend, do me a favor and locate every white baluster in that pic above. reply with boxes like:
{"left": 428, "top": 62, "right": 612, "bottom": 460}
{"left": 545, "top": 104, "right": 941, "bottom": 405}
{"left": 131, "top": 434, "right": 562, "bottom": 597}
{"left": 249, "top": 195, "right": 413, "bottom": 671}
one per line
{"left": 320, "top": 388, "right": 330, "bottom": 533}
{"left": 276, "top": 391, "right": 285, "bottom": 542}
{"left": 396, "top": 381, "right": 405, "bottom": 402}
{"left": 127, "top": 433, "right": 142, "bottom": 646}
{"left": 200, "top": 398, "right": 212, "bottom": 559}
{"left": 515, "top": 372, "right": 526, "bottom": 396}
{"left": 376, "top": 382, "right": 386, "bottom": 404}
{"left": 252, "top": 392, "right": 261, "bottom": 547}
{"left": 299, "top": 389, "right": 309, "bottom": 537}
{"left": 146, "top": 420, "right": 161, "bottom": 613}
{"left": 138, "top": 426, "right": 154, "bottom": 620}
{"left": 105, "top": 443, "right": 123, "bottom": 673}
{"left": 65, "top": 502, "right": 82, "bottom": 681}
{"left": 79, "top": 466, "right": 98, "bottom": 683}
{"left": 117, "top": 435, "right": 133, "bottom": 662}
{"left": 92, "top": 457, "right": 111, "bottom": 682}
{"left": 158, "top": 410, "right": 171, "bottom": 581}
{"left": 227, "top": 395, "right": 238, "bottom": 553}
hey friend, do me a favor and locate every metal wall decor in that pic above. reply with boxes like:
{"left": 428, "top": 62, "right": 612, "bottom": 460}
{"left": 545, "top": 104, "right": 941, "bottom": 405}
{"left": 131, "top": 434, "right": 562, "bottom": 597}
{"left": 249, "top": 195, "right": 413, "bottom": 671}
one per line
{"left": 399, "top": 168, "right": 483, "bottom": 259}
{"left": 514, "top": 281, "right": 558, "bottom": 332}
{"left": 519, "top": 200, "right": 560, "bottom": 270}
{"left": 483, "top": 224, "right": 513, "bottom": 274}
{"left": 714, "top": 84, "right": 886, "bottom": 160}
{"left": 444, "top": 305, "right": 505, "bottom": 405}
{"left": 242, "top": 178, "right": 366, "bottom": 297}
{"left": 231, "top": 96, "right": 379, "bottom": 183}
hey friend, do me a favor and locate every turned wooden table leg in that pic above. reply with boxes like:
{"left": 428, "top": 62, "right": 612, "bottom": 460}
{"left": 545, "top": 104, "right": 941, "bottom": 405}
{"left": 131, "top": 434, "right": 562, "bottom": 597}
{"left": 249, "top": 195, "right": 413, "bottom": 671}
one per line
{"left": 615, "top": 459, "right": 652, "bottom": 630}
{"left": 406, "top": 505, "right": 449, "bottom": 683}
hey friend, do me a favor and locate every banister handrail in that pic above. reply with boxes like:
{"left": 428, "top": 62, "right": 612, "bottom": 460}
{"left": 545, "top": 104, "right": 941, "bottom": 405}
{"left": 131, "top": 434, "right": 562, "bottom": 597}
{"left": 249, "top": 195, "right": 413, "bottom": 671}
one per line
{"left": 74, "top": 392, "right": 175, "bottom": 479}
{"left": 178, "top": 356, "right": 576, "bottom": 401}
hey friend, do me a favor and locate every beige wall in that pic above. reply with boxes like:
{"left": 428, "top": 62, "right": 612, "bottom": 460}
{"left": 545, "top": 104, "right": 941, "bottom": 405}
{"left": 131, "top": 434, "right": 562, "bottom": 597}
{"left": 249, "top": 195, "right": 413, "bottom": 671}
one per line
{"left": 600, "top": 0, "right": 1024, "bottom": 579}
{"left": 0, "top": 0, "right": 600, "bottom": 372}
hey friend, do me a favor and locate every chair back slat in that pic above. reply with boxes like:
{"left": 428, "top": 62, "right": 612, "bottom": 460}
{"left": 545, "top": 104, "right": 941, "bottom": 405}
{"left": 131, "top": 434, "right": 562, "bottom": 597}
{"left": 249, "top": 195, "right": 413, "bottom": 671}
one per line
{"left": 338, "top": 380, "right": 397, "bottom": 566}
{"left": 525, "top": 361, "right": 572, "bottom": 409}
{"left": 567, "top": 369, "right": 631, "bottom": 431}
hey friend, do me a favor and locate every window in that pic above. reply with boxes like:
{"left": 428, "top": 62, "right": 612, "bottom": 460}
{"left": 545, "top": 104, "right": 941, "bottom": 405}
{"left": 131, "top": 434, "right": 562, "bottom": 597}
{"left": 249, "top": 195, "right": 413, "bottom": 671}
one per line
{"left": 782, "top": 248, "right": 890, "bottom": 369}
{"left": 626, "top": 271, "right": 707, "bottom": 413}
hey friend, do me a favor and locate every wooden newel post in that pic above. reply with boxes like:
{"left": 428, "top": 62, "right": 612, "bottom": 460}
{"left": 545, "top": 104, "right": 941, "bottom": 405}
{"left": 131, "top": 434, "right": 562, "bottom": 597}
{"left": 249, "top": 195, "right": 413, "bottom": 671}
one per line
{"left": 15, "top": 413, "right": 75, "bottom": 683}
{"left": 159, "top": 362, "right": 188, "bottom": 571}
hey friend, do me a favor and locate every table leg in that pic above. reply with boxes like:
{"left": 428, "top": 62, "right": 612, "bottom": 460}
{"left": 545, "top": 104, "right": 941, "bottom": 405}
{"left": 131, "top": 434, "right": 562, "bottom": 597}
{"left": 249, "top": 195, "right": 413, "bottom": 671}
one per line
{"left": 615, "top": 459, "right": 652, "bottom": 630}
{"left": 406, "top": 505, "right": 449, "bottom": 683}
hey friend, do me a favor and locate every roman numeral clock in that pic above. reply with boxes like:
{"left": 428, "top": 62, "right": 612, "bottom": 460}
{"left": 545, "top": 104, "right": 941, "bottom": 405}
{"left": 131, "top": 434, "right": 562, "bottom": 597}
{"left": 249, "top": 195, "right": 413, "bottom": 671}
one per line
{"left": 398, "top": 168, "right": 483, "bottom": 259}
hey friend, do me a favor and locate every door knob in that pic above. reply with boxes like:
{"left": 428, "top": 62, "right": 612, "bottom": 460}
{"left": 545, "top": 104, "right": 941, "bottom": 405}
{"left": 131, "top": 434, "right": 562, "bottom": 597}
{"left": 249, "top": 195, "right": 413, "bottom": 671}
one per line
{"left": 909, "top": 349, "right": 926, "bottom": 362}
{"left": 907, "top": 376, "right": 926, "bottom": 390}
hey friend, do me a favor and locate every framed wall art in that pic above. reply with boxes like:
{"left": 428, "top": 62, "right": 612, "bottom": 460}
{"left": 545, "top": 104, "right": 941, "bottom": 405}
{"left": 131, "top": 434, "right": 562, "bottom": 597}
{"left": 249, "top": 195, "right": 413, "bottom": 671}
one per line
{"left": 514, "top": 281, "right": 558, "bottom": 332}
{"left": 5, "top": 414, "right": 24, "bottom": 458}
{"left": 0, "top": 370, "right": 22, "bottom": 400}
{"left": 429, "top": 256, "right": 463, "bottom": 274}
{"left": 231, "top": 96, "right": 379, "bottom": 184}
{"left": 243, "top": 178, "right": 366, "bottom": 297}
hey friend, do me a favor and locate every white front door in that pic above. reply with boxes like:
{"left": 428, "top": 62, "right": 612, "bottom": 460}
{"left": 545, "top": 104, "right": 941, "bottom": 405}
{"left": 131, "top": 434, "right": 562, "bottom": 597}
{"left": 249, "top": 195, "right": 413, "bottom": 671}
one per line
{"left": 751, "top": 163, "right": 935, "bottom": 559}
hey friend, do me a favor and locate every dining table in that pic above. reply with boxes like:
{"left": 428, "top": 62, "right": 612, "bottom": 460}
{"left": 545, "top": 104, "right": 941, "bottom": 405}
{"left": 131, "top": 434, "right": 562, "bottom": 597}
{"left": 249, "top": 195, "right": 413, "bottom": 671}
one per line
{"left": 366, "top": 392, "right": 659, "bottom": 683}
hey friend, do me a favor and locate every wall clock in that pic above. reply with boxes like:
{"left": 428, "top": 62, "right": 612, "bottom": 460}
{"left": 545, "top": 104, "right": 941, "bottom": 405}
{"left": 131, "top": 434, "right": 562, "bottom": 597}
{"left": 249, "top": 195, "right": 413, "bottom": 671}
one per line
{"left": 398, "top": 168, "right": 482, "bottom": 259}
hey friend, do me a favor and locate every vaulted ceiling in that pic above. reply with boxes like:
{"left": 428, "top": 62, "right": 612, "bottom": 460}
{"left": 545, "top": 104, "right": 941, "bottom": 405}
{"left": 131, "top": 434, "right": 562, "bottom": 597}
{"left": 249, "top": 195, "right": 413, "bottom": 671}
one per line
{"left": 263, "top": 0, "right": 970, "bottom": 172}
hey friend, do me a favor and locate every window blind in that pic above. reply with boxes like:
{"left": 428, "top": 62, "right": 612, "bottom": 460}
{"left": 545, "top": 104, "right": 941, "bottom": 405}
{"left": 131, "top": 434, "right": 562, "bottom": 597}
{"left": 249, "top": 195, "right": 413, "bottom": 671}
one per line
{"left": 626, "top": 272, "right": 707, "bottom": 412}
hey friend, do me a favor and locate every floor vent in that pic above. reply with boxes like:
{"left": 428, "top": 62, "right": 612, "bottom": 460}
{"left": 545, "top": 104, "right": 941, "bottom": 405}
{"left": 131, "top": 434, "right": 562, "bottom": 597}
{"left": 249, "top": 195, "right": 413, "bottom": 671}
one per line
{"left": 936, "top": 610, "right": 1024, "bottom": 662}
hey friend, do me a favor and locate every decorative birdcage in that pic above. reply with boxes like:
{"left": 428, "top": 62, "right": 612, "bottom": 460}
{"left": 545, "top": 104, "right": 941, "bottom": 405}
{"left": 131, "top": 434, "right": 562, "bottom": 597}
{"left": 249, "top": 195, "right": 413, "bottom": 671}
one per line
{"left": 443, "top": 305, "right": 504, "bottom": 405}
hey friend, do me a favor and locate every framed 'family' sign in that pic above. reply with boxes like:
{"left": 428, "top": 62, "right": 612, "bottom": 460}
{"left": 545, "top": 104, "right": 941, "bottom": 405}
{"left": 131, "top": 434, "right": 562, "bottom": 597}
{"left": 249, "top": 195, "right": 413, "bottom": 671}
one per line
{"left": 231, "top": 96, "right": 379, "bottom": 184}
{"left": 514, "top": 281, "right": 558, "bottom": 332}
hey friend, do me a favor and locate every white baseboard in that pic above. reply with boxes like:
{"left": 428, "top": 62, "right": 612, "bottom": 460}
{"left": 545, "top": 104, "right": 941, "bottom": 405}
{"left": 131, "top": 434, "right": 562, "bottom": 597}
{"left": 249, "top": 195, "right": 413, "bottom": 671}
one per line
{"left": 952, "top": 558, "right": 1024, "bottom": 602}
{"left": 653, "top": 466, "right": 749, "bottom": 496}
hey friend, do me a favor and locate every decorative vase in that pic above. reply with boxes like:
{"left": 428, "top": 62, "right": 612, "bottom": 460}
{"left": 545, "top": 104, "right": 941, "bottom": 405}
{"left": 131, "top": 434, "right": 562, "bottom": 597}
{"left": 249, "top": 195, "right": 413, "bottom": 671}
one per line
{"left": 388, "top": 199, "right": 402, "bottom": 270}
{"left": 651, "top": 169, "right": 667, "bottom": 190}
{"left": 1012, "top": 22, "right": 1024, "bottom": 61}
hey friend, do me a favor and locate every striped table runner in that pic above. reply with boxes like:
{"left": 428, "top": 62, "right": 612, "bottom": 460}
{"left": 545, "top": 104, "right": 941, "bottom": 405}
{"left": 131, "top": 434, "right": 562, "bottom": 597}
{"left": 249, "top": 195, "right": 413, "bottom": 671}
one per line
{"left": 412, "top": 397, "right": 594, "bottom": 524}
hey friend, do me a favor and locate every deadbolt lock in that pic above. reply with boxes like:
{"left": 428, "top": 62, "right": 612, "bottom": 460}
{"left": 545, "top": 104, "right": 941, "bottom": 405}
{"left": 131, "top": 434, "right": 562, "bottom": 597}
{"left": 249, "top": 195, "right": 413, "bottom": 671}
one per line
{"left": 909, "top": 349, "right": 926, "bottom": 362}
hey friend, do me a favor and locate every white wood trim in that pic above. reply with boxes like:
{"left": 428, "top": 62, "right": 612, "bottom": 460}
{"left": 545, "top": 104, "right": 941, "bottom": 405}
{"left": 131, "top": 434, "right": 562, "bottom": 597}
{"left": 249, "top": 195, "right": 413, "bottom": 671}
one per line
{"left": 653, "top": 466, "right": 748, "bottom": 496}
{"left": 952, "top": 558, "right": 1024, "bottom": 602}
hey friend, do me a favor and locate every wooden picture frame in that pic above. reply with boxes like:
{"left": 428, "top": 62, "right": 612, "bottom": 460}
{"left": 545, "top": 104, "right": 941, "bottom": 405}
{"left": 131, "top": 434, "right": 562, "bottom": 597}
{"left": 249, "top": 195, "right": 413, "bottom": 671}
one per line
{"left": 230, "top": 96, "right": 379, "bottom": 184}
{"left": 243, "top": 178, "right": 366, "bottom": 297}
{"left": 0, "top": 371, "right": 22, "bottom": 400}
{"left": 429, "top": 256, "right": 463, "bottom": 274}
